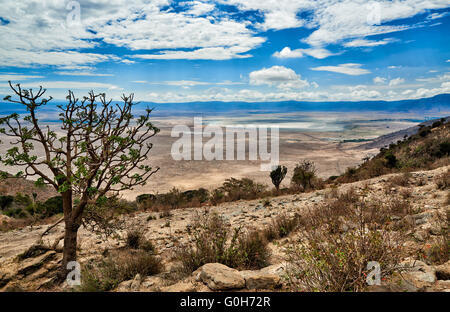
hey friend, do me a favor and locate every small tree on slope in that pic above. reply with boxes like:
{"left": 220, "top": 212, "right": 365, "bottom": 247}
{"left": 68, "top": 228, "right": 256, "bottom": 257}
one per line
{"left": 0, "top": 82, "right": 159, "bottom": 277}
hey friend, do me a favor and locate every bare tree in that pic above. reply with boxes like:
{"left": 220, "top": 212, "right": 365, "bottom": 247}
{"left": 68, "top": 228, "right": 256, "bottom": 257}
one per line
{"left": 0, "top": 82, "right": 159, "bottom": 277}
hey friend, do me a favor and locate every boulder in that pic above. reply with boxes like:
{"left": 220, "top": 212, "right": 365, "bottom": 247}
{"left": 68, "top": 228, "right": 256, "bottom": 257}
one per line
{"left": 197, "top": 263, "right": 245, "bottom": 290}
{"left": 141, "top": 276, "right": 165, "bottom": 289}
{"left": 400, "top": 260, "right": 436, "bottom": 288}
{"left": 116, "top": 280, "right": 133, "bottom": 291}
{"left": 240, "top": 270, "right": 281, "bottom": 290}
{"left": 435, "top": 261, "right": 450, "bottom": 280}
{"left": 161, "top": 281, "right": 197, "bottom": 292}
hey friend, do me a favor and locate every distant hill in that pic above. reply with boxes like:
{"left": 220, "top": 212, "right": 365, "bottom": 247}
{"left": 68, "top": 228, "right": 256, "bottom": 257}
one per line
{"left": 1, "top": 93, "right": 449, "bottom": 117}
{"left": 360, "top": 116, "right": 450, "bottom": 150}
{"left": 333, "top": 118, "right": 450, "bottom": 183}
{"left": 0, "top": 174, "right": 57, "bottom": 202}
{"left": 141, "top": 93, "right": 450, "bottom": 116}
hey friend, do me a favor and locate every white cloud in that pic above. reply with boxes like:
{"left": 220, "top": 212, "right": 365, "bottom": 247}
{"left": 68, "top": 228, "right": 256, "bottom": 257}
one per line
{"left": 0, "top": 0, "right": 449, "bottom": 67}
{"left": 249, "top": 66, "right": 311, "bottom": 90}
{"left": 14, "top": 81, "right": 120, "bottom": 90}
{"left": 416, "top": 73, "right": 450, "bottom": 83}
{"left": 427, "top": 12, "right": 450, "bottom": 19}
{"left": 130, "top": 46, "right": 256, "bottom": 61}
{"left": 0, "top": 74, "right": 45, "bottom": 81}
{"left": 273, "top": 47, "right": 334, "bottom": 59}
{"left": 373, "top": 77, "right": 386, "bottom": 84}
{"left": 219, "top": 0, "right": 311, "bottom": 30}
{"left": 185, "top": 1, "right": 216, "bottom": 16}
{"left": 310, "top": 63, "right": 371, "bottom": 76}
{"left": 0, "top": 0, "right": 265, "bottom": 66}
{"left": 343, "top": 38, "right": 396, "bottom": 47}
{"left": 389, "top": 78, "right": 405, "bottom": 86}
{"left": 301, "top": 0, "right": 449, "bottom": 47}
{"left": 55, "top": 72, "right": 114, "bottom": 77}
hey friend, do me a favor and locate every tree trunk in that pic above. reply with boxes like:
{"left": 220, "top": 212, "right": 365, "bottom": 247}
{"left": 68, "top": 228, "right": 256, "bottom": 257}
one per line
{"left": 60, "top": 190, "right": 80, "bottom": 279}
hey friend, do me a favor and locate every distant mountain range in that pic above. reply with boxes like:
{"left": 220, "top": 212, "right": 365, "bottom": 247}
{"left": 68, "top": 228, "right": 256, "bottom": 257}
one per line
{"left": 142, "top": 93, "right": 450, "bottom": 116}
{"left": 1, "top": 93, "right": 450, "bottom": 117}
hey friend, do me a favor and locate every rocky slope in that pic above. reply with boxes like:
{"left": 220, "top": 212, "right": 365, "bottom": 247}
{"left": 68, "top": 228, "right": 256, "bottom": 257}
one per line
{"left": 0, "top": 166, "right": 449, "bottom": 292}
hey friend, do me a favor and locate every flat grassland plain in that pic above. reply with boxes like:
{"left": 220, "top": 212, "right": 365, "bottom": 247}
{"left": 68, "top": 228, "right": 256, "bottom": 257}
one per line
{"left": 0, "top": 109, "right": 445, "bottom": 200}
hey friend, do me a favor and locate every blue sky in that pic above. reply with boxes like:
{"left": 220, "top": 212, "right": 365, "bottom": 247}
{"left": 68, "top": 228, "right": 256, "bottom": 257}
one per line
{"left": 0, "top": 0, "right": 449, "bottom": 103}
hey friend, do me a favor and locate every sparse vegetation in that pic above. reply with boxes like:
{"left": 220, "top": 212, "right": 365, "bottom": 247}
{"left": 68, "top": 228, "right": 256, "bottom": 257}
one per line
{"left": 285, "top": 191, "right": 406, "bottom": 292}
{"left": 175, "top": 213, "right": 270, "bottom": 274}
{"left": 291, "top": 160, "right": 318, "bottom": 191}
{"left": 333, "top": 120, "right": 450, "bottom": 183}
{"left": 79, "top": 248, "right": 162, "bottom": 292}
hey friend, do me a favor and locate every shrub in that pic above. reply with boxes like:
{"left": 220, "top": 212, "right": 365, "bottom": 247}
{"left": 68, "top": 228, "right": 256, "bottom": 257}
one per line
{"left": 79, "top": 249, "right": 162, "bottom": 292}
{"left": 0, "top": 195, "right": 14, "bottom": 210}
{"left": 286, "top": 197, "right": 404, "bottom": 292}
{"left": 291, "top": 160, "right": 317, "bottom": 191}
{"left": 436, "top": 170, "right": 450, "bottom": 189}
{"left": 389, "top": 172, "right": 411, "bottom": 187}
{"left": 384, "top": 151, "right": 397, "bottom": 168}
{"left": 286, "top": 227, "right": 403, "bottom": 292}
{"left": 175, "top": 213, "right": 270, "bottom": 273}
{"left": 216, "top": 178, "right": 267, "bottom": 202}
{"left": 263, "top": 213, "right": 300, "bottom": 241}
{"left": 270, "top": 165, "right": 287, "bottom": 192}
{"left": 4, "top": 207, "right": 27, "bottom": 218}
{"left": 14, "top": 193, "right": 32, "bottom": 206}
{"left": 125, "top": 229, "right": 144, "bottom": 249}
{"left": 388, "top": 198, "right": 412, "bottom": 216}
{"left": 124, "top": 229, "right": 155, "bottom": 252}
{"left": 36, "top": 196, "right": 63, "bottom": 217}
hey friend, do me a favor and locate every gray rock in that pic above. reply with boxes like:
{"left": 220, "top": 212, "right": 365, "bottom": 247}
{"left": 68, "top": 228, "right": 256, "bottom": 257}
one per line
{"left": 197, "top": 263, "right": 245, "bottom": 290}
{"left": 130, "top": 274, "right": 142, "bottom": 291}
{"left": 240, "top": 270, "right": 281, "bottom": 290}
{"left": 435, "top": 261, "right": 450, "bottom": 280}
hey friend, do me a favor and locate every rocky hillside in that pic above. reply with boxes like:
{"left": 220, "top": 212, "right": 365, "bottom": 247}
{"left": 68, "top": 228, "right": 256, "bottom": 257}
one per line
{"left": 360, "top": 116, "right": 450, "bottom": 150}
{"left": 0, "top": 165, "right": 448, "bottom": 292}
{"left": 0, "top": 174, "right": 57, "bottom": 202}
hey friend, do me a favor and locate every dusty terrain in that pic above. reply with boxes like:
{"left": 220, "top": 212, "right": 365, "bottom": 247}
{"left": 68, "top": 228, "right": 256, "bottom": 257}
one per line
{"left": 0, "top": 113, "right": 423, "bottom": 201}
{"left": 0, "top": 165, "right": 448, "bottom": 292}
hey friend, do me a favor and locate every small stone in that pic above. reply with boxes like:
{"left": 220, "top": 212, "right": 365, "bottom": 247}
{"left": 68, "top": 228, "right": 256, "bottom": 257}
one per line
{"left": 130, "top": 274, "right": 142, "bottom": 291}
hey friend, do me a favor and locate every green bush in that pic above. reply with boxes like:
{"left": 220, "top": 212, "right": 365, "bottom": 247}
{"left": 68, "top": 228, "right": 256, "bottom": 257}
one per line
{"left": 0, "top": 195, "right": 14, "bottom": 210}
{"left": 384, "top": 151, "right": 397, "bottom": 168}
{"left": 216, "top": 178, "right": 267, "bottom": 202}
{"left": 37, "top": 196, "right": 63, "bottom": 217}
{"left": 291, "top": 160, "right": 317, "bottom": 191}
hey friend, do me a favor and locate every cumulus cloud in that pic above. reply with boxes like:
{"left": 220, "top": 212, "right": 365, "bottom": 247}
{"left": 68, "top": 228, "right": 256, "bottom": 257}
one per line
{"left": 310, "top": 63, "right": 371, "bottom": 76}
{"left": 0, "top": 0, "right": 449, "bottom": 67}
{"left": 389, "top": 78, "right": 405, "bottom": 86}
{"left": 373, "top": 76, "right": 386, "bottom": 84}
{"left": 273, "top": 47, "right": 334, "bottom": 59}
{"left": 249, "top": 66, "right": 311, "bottom": 89}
